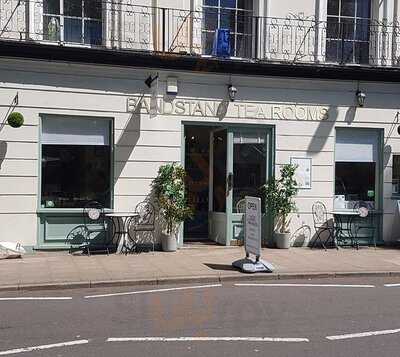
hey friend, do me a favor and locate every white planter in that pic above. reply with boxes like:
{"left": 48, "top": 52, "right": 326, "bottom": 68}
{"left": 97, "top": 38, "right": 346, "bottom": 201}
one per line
{"left": 161, "top": 232, "right": 177, "bottom": 252}
{"left": 274, "top": 232, "right": 291, "bottom": 249}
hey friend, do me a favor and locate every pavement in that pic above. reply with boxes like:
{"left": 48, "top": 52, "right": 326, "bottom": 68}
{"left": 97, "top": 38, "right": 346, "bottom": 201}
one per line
{"left": 1, "top": 245, "right": 400, "bottom": 291}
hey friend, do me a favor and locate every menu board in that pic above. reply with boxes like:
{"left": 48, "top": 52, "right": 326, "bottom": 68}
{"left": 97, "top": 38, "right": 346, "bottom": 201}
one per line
{"left": 290, "top": 157, "right": 312, "bottom": 189}
{"left": 245, "top": 196, "right": 261, "bottom": 258}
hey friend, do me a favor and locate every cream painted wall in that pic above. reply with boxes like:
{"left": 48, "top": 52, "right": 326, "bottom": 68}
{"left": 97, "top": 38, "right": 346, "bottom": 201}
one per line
{"left": 268, "top": 0, "right": 316, "bottom": 19}
{"left": 0, "top": 58, "right": 400, "bottom": 248}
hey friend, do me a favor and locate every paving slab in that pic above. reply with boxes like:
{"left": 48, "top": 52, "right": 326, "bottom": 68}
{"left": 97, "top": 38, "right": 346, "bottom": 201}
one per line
{"left": 0, "top": 247, "right": 400, "bottom": 291}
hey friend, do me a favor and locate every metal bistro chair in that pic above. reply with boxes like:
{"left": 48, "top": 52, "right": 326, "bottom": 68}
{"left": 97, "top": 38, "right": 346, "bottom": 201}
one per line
{"left": 127, "top": 201, "right": 156, "bottom": 253}
{"left": 65, "top": 225, "right": 88, "bottom": 254}
{"left": 352, "top": 201, "right": 377, "bottom": 249}
{"left": 310, "top": 201, "right": 336, "bottom": 250}
{"left": 334, "top": 213, "right": 356, "bottom": 249}
{"left": 82, "top": 201, "right": 109, "bottom": 255}
{"left": 235, "top": 198, "right": 247, "bottom": 246}
{"left": 236, "top": 198, "right": 246, "bottom": 213}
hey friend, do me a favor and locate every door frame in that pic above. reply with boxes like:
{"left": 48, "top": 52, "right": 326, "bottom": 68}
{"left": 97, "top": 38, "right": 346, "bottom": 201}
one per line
{"left": 181, "top": 121, "right": 275, "bottom": 247}
{"left": 226, "top": 126, "right": 274, "bottom": 246}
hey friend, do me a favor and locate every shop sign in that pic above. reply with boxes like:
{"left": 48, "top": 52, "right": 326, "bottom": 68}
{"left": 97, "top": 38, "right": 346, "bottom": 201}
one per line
{"left": 127, "top": 97, "right": 329, "bottom": 121}
{"left": 245, "top": 196, "right": 262, "bottom": 258}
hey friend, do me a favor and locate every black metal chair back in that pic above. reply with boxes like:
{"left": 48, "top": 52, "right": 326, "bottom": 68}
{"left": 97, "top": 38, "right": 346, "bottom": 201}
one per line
{"left": 82, "top": 201, "right": 109, "bottom": 255}
{"left": 135, "top": 201, "right": 156, "bottom": 227}
{"left": 126, "top": 201, "right": 156, "bottom": 253}
{"left": 351, "top": 200, "right": 376, "bottom": 248}
{"left": 310, "top": 201, "right": 334, "bottom": 249}
{"left": 312, "top": 201, "right": 328, "bottom": 228}
{"left": 83, "top": 201, "right": 106, "bottom": 231}
{"left": 236, "top": 199, "right": 246, "bottom": 214}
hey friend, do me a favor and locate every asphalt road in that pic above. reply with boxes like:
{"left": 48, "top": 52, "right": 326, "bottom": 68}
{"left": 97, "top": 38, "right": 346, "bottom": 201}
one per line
{"left": 0, "top": 277, "right": 400, "bottom": 357}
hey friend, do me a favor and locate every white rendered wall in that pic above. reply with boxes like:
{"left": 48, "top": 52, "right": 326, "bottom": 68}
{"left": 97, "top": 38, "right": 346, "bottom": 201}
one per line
{"left": 0, "top": 58, "right": 400, "bottom": 247}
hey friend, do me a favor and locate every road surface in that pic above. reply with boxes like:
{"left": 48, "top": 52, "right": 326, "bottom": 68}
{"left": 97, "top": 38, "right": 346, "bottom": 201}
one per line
{"left": 0, "top": 277, "right": 400, "bottom": 356}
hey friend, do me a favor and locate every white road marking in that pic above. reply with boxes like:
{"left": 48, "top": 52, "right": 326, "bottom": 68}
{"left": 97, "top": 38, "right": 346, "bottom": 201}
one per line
{"left": 326, "top": 328, "right": 400, "bottom": 340}
{"left": 0, "top": 339, "right": 89, "bottom": 355}
{"left": 107, "top": 336, "right": 309, "bottom": 343}
{"left": 84, "top": 284, "right": 222, "bottom": 299}
{"left": 0, "top": 297, "right": 72, "bottom": 301}
{"left": 384, "top": 283, "right": 400, "bottom": 287}
{"left": 235, "top": 283, "right": 375, "bottom": 288}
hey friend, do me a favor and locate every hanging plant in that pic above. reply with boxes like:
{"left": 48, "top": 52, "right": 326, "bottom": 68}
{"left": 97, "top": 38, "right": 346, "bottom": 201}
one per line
{"left": 7, "top": 112, "right": 24, "bottom": 128}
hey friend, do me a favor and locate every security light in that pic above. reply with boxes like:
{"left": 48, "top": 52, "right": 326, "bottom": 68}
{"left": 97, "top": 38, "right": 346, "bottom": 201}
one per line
{"left": 356, "top": 90, "right": 366, "bottom": 107}
{"left": 228, "top": 85, "right": 237, "bottom": 102}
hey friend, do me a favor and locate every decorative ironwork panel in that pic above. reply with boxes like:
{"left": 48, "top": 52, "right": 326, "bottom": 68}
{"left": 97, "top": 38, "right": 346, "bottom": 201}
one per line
{"left": 119, "top": 2, "right": 152, "bottom": 51}
{"left": 0, "top": 1, "right": 400, "bottom": 68}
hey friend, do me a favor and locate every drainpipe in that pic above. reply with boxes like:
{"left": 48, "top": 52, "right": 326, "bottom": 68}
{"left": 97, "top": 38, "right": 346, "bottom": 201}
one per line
{"left": 393, "top": 0, "right": 398, "bottom": 64}
{"left": 152, "top": 0, "right": 158, "bottom": 51}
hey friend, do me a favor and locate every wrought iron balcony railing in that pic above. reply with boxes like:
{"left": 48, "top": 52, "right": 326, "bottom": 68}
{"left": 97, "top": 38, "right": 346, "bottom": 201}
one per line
{"left": 1, "top": 0, "right": 400, "bottom": 67}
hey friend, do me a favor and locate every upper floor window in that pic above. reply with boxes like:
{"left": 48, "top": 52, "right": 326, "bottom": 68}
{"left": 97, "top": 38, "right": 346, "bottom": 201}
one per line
{"left": 326, "top": 0, "right": 371, "bottom": 64}
{"left": 43, "top": 0, "right": 102, "bottom": 45}
{"left": 202, "top": 0, "right": 253, "bottom": 58}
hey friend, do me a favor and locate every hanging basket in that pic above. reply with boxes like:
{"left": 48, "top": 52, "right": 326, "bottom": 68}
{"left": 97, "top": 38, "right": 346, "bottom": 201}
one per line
{"left": 7, "top": 112, "right": 24, "bottom": 128}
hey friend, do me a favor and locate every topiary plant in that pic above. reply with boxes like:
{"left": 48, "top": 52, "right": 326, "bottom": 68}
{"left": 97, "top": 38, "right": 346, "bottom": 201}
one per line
{"left": 263, "top": 163, "right": 299, "bottom": 233}
{"left": 152, "top": 163, "right": 193, "bottom": 235}
{"left": 7, "top": 112, "right": 24, "bottom": 128}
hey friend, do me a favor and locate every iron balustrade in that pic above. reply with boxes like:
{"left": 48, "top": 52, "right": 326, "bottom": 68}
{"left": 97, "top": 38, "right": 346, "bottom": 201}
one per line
{"left": 1, "top": 0, "right": 400, "bottom": 67}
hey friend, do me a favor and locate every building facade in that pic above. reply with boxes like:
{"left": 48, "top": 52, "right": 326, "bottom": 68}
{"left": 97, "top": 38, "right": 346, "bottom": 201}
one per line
{"left": 1, "top": 0, "right": 400, "bottom": 250}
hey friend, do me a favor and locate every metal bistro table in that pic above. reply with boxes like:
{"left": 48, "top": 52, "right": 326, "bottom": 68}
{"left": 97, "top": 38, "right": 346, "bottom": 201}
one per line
{"left": 332, "top": 210, "right": 382, "bottom": 248}
{"left": 105, "top": 212, "right": 139, "bottom": 254}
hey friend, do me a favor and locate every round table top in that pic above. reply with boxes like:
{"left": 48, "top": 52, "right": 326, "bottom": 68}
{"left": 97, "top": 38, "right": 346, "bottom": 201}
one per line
{"left": 105, "top": 212, "right": 140, "bottom": 218}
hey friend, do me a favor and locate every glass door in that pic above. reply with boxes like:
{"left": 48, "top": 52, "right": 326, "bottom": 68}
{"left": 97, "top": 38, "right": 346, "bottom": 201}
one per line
{"left": 208, "top": 126, "right": 272, "bottom": 246}
{"left": 226, "top": 128, "right": 271, "bottom": 245}
{"left": 208, "top": 128, "right": 228, "bottom": 245}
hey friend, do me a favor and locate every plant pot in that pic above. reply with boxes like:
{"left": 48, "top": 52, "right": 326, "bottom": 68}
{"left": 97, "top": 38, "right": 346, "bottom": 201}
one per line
{"left": 274, "top": 231, "right": 291, "bottom": 249}
{"left": 161, "top": 232, "right": 177, "bottom": 252}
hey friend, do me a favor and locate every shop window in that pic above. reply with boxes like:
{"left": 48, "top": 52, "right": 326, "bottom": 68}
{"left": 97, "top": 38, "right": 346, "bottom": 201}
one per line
{"left": 41, "top": 117, "right": 111, "bottom": 209}
{"left": 202, "top": 0, "right": 253, "bottom": 57}
{"left": 334, "top": 128, "right": 379, "bottom": 209}
{"left": 43, "top": 0, "right": 102, "bottom": 45}
{"left": 392, "top": 155, "right": 400, "bottom": 195}
{"left": 326, "top": 0, "right": 371, "bottom": 64}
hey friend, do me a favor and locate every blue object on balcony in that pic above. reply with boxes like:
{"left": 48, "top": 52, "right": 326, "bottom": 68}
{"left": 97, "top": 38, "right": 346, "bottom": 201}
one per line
{"left": 212, "top": 29, "right": 231, "bottom": 57}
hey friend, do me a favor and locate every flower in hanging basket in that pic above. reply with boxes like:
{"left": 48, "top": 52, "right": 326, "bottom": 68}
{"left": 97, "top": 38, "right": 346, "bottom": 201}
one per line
{"left": 7, "top": 112, "right": 24, "bottom": 128}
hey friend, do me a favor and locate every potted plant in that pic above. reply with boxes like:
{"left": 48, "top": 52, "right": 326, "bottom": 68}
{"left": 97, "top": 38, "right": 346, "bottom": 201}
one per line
{"left": 263, "top": 164, "right": 298, "bottom": 249}
{"left": 152, "top": 163, "right": 193, "bottom": 251}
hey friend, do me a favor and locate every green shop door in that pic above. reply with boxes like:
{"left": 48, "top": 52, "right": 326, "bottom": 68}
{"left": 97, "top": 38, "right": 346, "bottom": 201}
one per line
{"left": 209, "top": 127, "right": 272, "bottom": 245}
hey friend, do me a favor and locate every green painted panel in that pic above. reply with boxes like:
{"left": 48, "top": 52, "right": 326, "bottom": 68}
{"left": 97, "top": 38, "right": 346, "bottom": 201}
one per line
{"left": 43, "top": 215, "right": 85, "bottom": 242}
{"left": 38, "top": 213, "right": 110, "bottom": 249}
{"left": 209, "top": 212, "right": 227, "bottom": 245}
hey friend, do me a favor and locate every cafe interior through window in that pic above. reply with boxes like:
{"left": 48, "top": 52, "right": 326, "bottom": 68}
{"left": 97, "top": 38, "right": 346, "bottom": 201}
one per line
{"left": 41, "top": 116, "right": 111, "bottom": 208}
{"left": 334, "top": 128, "right": 379, "bottom": 210}
{"left": 392, "top": 155, "right": 400, "bottom": 195}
